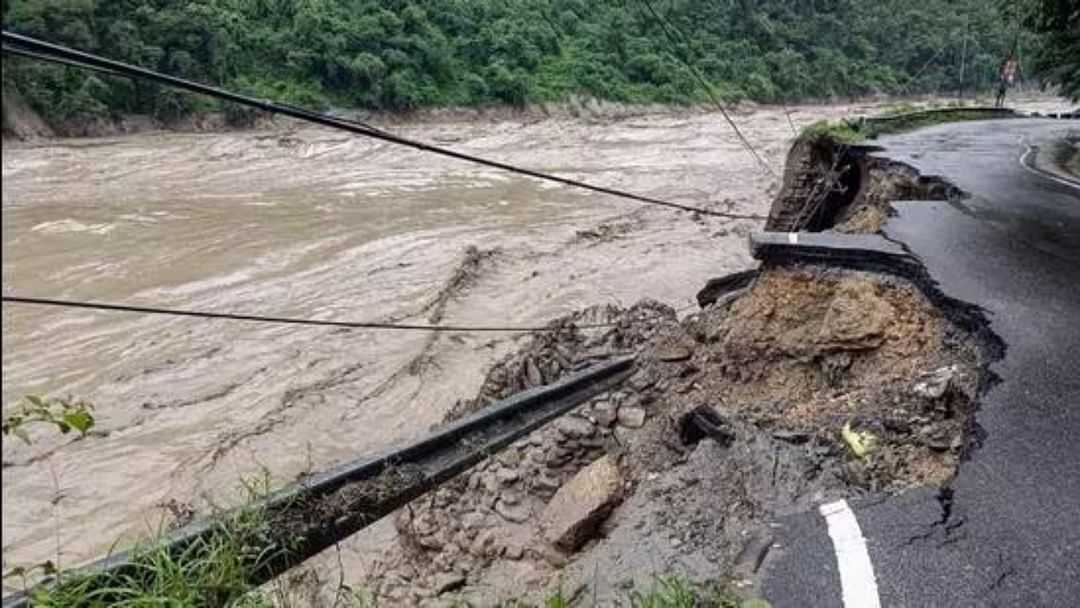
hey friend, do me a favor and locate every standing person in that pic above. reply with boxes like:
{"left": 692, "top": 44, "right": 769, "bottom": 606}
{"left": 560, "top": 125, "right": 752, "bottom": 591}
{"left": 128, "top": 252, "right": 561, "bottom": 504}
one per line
{"left": 996, "top": 54, "right": 1019, "bottom": 108}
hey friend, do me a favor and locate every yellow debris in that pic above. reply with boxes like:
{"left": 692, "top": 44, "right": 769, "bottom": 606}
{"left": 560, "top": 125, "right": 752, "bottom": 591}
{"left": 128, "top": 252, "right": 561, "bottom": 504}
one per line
{"left": 842, "top": 421, "right": 877, "bottom": 458}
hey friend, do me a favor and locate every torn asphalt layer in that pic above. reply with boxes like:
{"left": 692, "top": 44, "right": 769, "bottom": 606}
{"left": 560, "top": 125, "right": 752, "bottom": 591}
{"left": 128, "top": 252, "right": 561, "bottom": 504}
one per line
{"left": 760, "top": 118, "right": 1080, "bottom": 607}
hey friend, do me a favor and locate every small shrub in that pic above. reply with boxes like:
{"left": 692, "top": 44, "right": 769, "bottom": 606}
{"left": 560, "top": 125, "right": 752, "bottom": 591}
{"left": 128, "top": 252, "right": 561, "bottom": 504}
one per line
{"left": 2, "top": 395, "right": 95, "bottom": 444}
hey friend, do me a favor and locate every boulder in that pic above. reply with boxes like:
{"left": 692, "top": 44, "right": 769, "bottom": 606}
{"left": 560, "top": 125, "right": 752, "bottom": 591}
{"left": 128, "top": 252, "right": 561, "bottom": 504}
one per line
{"left": 495, "top": 467, "right": 521, "bottom": 484}
{"left": 540, "top": 455, "right": 624, "bottom": 551}
{"left": 432, "top": 572, "right": 466, "bottom": 595}
{"left": 495, "top": 498, "right": 530, "bottom": 523}
{"left": 617, "top": 406, "right": 646, "bottom": 428}
{"left": 591, "top": 400, "right": 618, "bottom": 427}
{"left": 657, "top": 344, "right": 693, "bottom": 362}
{"left": 555, "top": 415, "right": 596, "bottom": 439}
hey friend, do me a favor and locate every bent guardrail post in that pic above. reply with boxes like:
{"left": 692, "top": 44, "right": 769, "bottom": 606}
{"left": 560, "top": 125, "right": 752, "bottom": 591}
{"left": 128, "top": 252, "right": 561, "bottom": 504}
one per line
{"left": 2, "top": 356, "right": 634, "bottom": 607}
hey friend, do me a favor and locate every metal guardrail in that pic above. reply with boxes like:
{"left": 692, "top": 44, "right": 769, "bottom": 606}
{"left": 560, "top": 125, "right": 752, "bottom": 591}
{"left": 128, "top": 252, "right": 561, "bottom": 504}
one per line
{"left": 748, "top": 231, "right": 928, "bottom": 281}
{"left": 750, "top": 231, "right": 908, "bottom": 262}
{"left": 847, "top": 107, "right": 1020, "bottom": 136}
{"left": 2, "top": 356, "right": 634, "bottom": 607}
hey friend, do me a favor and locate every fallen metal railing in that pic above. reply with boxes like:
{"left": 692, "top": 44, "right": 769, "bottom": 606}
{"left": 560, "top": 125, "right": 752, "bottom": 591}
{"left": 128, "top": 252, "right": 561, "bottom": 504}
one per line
{"left": 2, "top": 356, "right": 634, "bottom": 607}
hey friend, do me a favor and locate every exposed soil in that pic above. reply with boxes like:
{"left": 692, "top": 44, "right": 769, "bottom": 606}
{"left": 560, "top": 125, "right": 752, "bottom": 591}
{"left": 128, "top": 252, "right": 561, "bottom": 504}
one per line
{"left": 347, "top": 260, "right": 988, "bottom": 605}
{"left": 1, "top": 87, "right": 54, "bottom": 140}
{"left": 765, "top": 135, "right": 960, "bottom": 234}
{"left": 833, "top": 156, "right": 960, "bottom": 233}
{"left": 10, "top": 99, "right": 1065, "bottom": 600}
{"left": 684, "top": 267, "right": 981, "bottom": 488}
{"left": 1038, "top": 131, "right": 1080, "bottom": 182}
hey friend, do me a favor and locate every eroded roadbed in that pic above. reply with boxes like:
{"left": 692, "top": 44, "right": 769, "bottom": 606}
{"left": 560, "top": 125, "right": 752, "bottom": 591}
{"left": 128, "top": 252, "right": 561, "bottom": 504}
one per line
{"left": 761, "top": 118, "right": 1080, "bottom": 606}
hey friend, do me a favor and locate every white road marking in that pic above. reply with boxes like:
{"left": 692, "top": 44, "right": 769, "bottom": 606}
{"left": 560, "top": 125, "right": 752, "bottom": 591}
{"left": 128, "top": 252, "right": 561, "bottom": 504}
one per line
{"left": 821, "top": 499, "right": 882, "bottom": 608}
{"left": 1019, "top": 144, "right": 1080, "bottom": 192}
{"left": 788, "top": 232, "right": 799, "bottom": 244}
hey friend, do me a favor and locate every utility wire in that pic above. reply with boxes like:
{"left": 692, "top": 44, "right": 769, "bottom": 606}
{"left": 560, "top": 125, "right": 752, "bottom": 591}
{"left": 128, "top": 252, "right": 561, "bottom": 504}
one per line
{"left": 1, "top": 295, "right": 687, "bottom": 333}
{"left": 902, "top": 46, "right": 947, "bottom": 94}
{"left": 2, "top": 31, "right": 765, "bottom": 221}
{"left": 1, "top": 44, "right": 395, "bottom": 136}
{"left": 3, "top": 44, "right": 123, "bottom": 76}
{"left": 633, "top": 0, "right": 777, "bottom": 174}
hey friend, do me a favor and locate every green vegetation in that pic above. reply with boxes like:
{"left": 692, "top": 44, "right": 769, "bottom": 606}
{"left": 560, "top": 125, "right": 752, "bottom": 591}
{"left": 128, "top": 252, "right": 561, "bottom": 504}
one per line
{"left": 1018, "top": 0, "right": 1080, "bottom": 100}
{"left": 1, "top": 0, "right": 1045, "bottom": 128}
{"left": 799, "top": 119, "right": 864, "bottom": 144}
{"left": 2, "top": 395, "right": 95, "bottom": 443}
{"left": 6, "top": 473, "right": 291, "bottom": 608}
{"left": 9, "top": 512, "right": 278, "bottom": 607}
{"left": 799, "top": 104, "right": 1021, "bottom": 145}
{"left": 428, "top": 575, "right": 755, "bottom": 608}
{"left": 626, "top": 575, "right": 747, "bottom": 608}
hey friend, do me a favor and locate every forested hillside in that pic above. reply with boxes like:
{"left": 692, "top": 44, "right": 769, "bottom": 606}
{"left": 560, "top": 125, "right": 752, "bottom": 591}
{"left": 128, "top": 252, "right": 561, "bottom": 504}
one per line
{"left": 0, "top": 0, "right": 1047, "bottom": 127}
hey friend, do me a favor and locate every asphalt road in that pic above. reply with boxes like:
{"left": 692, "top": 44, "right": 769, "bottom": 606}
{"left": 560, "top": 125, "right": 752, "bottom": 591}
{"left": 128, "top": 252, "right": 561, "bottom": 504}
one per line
{"left": 761, "top": 118, "right": 1080, "bottom": 607}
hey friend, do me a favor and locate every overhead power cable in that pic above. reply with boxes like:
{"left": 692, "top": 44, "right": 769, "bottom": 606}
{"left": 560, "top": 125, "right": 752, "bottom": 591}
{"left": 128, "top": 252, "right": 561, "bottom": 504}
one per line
{"left": 2, "top": 31, "right": 765, "bottom": 221}
{"left": 633, "top": 0, "right": 777, "bottom": 175}
{"left": 1, "top": 295, "right": 687, "bottom": 333}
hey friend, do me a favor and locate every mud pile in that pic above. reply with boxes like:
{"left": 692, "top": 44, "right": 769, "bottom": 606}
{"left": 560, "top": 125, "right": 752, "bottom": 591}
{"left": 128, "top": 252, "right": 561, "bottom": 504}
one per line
{"left": 359, "top": 262, "right": 987, "bottom": 604}
{"left": 680, "top": 267, "right": 980, "bottom": 488}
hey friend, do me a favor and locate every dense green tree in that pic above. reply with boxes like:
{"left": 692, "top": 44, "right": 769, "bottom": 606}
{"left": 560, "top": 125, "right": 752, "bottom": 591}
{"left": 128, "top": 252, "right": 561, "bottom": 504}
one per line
{"left": 0, "top": 0, "right": 1060, "bottom": 127}
{"left": 1019, "top": 0, "right": 1079, "bottom": 100}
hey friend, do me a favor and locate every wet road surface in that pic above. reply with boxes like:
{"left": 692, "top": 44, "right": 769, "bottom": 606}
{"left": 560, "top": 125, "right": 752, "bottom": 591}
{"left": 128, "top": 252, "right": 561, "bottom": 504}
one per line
{"left": 763, "top": 118, "right": 1080, "bottom": 606}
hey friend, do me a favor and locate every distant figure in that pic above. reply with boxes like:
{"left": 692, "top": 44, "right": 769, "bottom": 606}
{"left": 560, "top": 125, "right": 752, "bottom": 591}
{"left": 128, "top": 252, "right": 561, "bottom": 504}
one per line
{"left": 995, "top": 56, "right": 1019, "bottom": 108}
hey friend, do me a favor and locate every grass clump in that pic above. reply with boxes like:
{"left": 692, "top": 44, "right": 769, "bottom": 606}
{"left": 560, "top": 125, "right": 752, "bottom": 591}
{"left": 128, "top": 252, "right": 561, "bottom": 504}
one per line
{"left": 24, "top": 512, "right": 281, "bottom": 607}
{"left": 800, "top": 105, "right": 1019, "bottom": 146}
{"left": 627, "top": 575, "right": 750, "bottom": 608}
{"left": 12, "top": 472, "right": 291, "bottom": 608}
{"left": 798, "top": 119, "right": 864, "bottom": 144}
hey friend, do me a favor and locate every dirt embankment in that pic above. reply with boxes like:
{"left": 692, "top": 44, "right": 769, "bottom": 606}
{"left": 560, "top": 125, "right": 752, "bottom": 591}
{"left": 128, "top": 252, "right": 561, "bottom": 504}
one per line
{"left": 302, "top": 128, "right": 1011, "bottom": 606}
{"left": 346, "top": 261, "right": 992, "bottom": 604}
{"left": 1, "top": 86, "right": 272, "bottom": 140}
{"left": 1, "top": 86, "right": 54, "bottom": 140}
{"left": 764, "top": 134, "right": 960, "bottom": 235}
{"left": 1039, "top": 131, "right": 1080, "bottom": 181}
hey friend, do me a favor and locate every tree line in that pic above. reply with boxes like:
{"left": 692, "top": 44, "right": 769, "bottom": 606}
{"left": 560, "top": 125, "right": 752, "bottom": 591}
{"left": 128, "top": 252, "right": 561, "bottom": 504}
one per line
{"left": 0, "top": 0, "right": 1071, "bottom": 129}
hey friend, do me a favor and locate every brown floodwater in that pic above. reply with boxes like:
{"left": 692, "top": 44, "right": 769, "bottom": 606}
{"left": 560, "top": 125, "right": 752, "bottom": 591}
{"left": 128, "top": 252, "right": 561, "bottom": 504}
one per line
{"left": 2, "top": 97, "right": 1069, "bottom": 584}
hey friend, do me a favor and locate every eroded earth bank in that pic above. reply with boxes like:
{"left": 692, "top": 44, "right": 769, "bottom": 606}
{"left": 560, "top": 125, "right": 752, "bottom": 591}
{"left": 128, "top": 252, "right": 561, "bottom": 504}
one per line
{"left": 2, "top": 98, "right": 1070, "bottom": 602}
{"left": 323, "top": 132, "right": 1004, "bottom": 606}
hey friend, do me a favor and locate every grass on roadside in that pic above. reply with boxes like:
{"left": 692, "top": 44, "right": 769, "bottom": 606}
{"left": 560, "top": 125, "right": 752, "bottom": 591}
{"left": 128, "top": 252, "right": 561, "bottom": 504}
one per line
{"left": 431, "top": 574, "right": 766, "bottom": 608}
{"left": 10, "top": 471, "right": 290, "bottom": 608}
{"left": 799, "top": 105, "right": 1019, "bottom": 146}
{"left": 22, "top": 511, "right": 282, "bottom": 607}
{"left": 798, "top": 119, "right": 864, "bottom": 144}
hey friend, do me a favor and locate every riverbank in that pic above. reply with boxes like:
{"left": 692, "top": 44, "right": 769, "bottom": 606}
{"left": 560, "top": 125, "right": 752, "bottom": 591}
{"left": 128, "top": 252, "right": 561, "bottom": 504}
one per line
{"left": 1, "top": 96, "right": 1072, "bottom": 598}
{"left": 4, "top": 89, "right": 1066, "bottom": 141}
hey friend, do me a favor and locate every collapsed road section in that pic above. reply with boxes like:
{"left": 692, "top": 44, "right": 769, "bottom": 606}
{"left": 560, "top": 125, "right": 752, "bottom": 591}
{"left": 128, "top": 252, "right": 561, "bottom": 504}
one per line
{"left": 353, "top": 116, "right": 1076, "bottom": 606}
{"left": 9, "top": 114, "right": 1075, "bottom": 607}
{"left": 357, "top": 264, "right": 993, "bottom": 605}
{"left": 761, "top": 117, "right": 1080, "bottom": 606}
{"left": 347, "top": 125, "right": 1019, "bottom": 604}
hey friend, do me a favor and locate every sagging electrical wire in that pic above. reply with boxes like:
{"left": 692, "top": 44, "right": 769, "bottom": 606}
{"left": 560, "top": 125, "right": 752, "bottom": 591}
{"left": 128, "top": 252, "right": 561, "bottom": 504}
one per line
{"left": 1, "top": 295, "right": 696, "bottom": 333}
{"left": 633, "top": 0, "right": 778, "bottom": 175}
{"left": 2, "top": 31, "right": 766, "bottom": 221}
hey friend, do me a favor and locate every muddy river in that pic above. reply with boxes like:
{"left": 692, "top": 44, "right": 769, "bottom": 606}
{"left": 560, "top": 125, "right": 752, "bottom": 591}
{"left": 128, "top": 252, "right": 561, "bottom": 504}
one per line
{"left": 1, "top": 97, "right": 1068, "bottom": 583}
